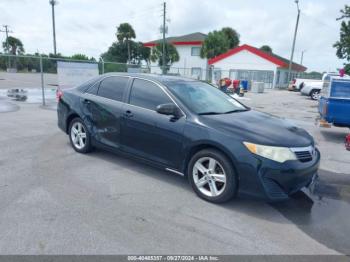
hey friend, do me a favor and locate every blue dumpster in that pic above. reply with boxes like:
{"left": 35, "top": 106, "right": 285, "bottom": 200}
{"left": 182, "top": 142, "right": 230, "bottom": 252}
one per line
{"left": 241, "top": 80, "right": 248, "bottom": 91}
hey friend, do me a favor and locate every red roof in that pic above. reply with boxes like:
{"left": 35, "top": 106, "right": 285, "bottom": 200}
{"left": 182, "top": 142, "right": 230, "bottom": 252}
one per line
{"left": 208, "top": 44, "right": 307, "bottom": 72}
{"left": 143, "top": 32, "right": 206, "bottom": 47}
{"left": 144, "top": 41, "right": 203, "bottom": 47}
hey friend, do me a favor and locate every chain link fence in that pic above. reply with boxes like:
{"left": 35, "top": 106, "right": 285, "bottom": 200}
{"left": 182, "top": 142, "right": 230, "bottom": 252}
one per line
{"left": 1, "top": 53, "right": 314, "bottom": 105}
{"left": 0, "top": 53, "right": 216, "bottom": 106}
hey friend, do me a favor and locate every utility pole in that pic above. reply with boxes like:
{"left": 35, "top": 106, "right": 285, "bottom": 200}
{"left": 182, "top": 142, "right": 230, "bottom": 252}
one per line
{"left": 162, "top": 2, "right": 166, "bottom": 75}
{"left": 300, "top": 50, "right": 306, "bottom": 65}
{"left": 0, "top": 25, "right": 11, "bottom": 53}
{"left": 0, "top": 25, "right": 13, "bottom": 68}
{"left": 49, "top": 0, "right": 58, "bottom": 55}
{"left": 287, "top": 0, "right": 300, "bottom": 85}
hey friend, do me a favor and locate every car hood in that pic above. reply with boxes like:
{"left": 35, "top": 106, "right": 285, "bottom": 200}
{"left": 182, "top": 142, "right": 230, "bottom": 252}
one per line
{"left": 198, "top": 110, "right": 313, "bottom": 147}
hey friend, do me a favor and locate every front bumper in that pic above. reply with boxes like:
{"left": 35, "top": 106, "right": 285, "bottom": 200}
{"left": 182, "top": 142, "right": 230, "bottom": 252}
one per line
{"left": 237, "top": 148, "right": 320, "bottom": 201}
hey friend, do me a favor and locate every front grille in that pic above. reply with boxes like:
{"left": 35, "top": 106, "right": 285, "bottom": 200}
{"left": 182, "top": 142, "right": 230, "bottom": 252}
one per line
{"left": 294, "top": 150, "right": 313, "bottom": 162}
{"left": 291, "top": 146, "right": 315, "bottom": 163}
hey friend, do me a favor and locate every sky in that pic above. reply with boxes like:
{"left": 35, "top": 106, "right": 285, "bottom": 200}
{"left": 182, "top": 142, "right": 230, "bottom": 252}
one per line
{"left": 0, "top": 0, "right": 348, "bottom": 72}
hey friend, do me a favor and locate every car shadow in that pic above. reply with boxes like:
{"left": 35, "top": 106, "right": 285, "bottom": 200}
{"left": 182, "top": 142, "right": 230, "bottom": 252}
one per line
{"left": 320, "top": 129, "right": 348, "bottom": 143}
{"left": 69, "top": 144, "right": 350, "bottom": 253}
{"left": 79, "top": 147, "right": 346, "bottom": 225}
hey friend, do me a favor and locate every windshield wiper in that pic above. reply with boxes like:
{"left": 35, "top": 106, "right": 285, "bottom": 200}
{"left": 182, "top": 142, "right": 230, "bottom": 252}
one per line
{"left": 198, "top": 112, "right": 223, "bottom": 115}
{"left": 223, "top": 109, "right": 248, "bottom": 114}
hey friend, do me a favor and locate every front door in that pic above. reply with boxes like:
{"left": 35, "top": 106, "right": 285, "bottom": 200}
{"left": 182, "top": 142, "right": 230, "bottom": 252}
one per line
{"left": 121, "top": 78, "right": 185, "bottom": 168}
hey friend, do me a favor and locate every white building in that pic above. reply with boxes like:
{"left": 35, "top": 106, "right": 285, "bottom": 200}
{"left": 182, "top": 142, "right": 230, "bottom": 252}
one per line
{"left": 144, "top": 33, "right": 306, "bottom": 88}
{"left": 144, "top": 32, "right": 208, "bottom": 80}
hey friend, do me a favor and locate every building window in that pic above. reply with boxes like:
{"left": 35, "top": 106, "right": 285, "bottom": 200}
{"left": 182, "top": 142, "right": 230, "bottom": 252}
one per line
{"left": 191, "top": 47, "right": 201, "bottom": 56}
{"left": 284, "top": 72, "right": 288, "bottom": 84}
{"left": 191, "top": 67, "right": 202, "bottom": 79}
{"left": 276, "top": 71, "right": 280, "bottom": 84}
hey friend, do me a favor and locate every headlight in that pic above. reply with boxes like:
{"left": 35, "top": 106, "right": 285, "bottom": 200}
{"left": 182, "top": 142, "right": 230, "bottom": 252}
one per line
{"left": 243, "top": 142, "right": 297, "bottom": 163}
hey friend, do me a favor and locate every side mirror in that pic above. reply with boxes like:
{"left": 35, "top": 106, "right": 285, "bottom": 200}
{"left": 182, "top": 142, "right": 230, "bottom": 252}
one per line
{"left": 156, "top": 103, "right": 182, "bottom": 118}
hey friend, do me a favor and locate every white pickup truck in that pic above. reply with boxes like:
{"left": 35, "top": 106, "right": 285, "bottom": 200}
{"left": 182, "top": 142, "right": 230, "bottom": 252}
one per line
{"left": 301, "top": 73, "right": 350, "bottom": 100}
{"left": 294, "top": 78, "right": 322, "bottom": 91}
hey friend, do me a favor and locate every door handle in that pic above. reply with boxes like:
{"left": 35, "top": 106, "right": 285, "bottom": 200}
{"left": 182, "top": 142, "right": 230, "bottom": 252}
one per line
{"left": 124, "top": 110, "right": 134, "bottom": 118}
{"left": 83, "top": 99, "right": 91, "bottom": 104}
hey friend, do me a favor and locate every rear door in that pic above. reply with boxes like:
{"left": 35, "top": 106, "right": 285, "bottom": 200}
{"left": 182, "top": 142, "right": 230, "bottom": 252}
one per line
{"left": 82, "top": 76, "right": 130, "bottom": 149}
{"left": 120, "top": 78, "right": 186, "bottom": 168}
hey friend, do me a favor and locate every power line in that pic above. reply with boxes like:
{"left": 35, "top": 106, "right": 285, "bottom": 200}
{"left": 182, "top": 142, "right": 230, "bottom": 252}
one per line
{"left": 300, "top": 11, "right": 339, "bottom": 31}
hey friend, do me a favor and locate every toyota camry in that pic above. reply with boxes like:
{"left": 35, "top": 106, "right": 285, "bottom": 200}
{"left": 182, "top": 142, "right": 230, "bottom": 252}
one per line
{"left": 57, "top": 73, "right": 320, "bottom": 203}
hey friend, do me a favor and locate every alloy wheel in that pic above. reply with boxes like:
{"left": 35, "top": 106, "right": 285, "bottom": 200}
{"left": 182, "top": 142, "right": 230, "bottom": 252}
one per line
{"left": 70, "top": 122, "right": 87, "bottom": 150}
{"left": 311, "top": 91, "right": 320, "bottom": 100}
{"left": 192, "top": 157, "right": 227, "bottom": 197}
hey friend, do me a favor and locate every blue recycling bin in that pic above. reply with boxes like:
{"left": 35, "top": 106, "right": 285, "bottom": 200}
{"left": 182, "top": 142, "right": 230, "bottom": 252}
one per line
{"left": 241, "top": 80, "right": 248, "bottom": 91}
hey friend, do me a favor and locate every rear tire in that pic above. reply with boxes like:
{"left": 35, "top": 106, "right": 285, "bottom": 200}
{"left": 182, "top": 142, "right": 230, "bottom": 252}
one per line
{"left": 188, "top": 149, "right": 238, "bottom": 203}
{"left": 68, "top": 117, "right": 92, "bottom": 153}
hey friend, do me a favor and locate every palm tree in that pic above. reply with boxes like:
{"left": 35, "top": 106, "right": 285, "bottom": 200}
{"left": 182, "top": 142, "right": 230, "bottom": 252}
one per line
{"left": 116, "top": 23, "right": 136, "bottom": 63}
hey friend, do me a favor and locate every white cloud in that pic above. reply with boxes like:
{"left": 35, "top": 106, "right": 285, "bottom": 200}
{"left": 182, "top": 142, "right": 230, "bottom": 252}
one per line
{"left": 0, "top": 0, "right": 348, "bottom": 72}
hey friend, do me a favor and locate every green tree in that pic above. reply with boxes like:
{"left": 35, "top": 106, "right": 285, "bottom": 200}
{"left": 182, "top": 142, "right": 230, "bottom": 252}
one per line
{"left": 260, "top": 45, "right": 273, "bottom": 53}
{"left": 221, "top": 27, "right": 240, "bottom": 49}
{"left": 150, "top": 43, "right": 179, "bottom": 73}
{"left": 101, "top": 41, "right": 129, "bottom": 63}
{"left": 70, "top": 54, "right": 96, "bottom": 61}
{"left": 334, "top": 5, "right": 350, "bottom": 73}
{"left": 2, "top": 36, "right": 25, "bottom": 68}
{"left": 116, "top": 23, "right": 136, "bottom": 63}
{"left": 2, "top": 36, "right": 24, "bottom": 55}
{"left": 200, "top": 30, "right": 230, "bottom": 59}
{"left": 344, "top": 64, "right": 350, "bottom": 75}
{"left": 130, "top": 42, "right": 150, "bottom": 65}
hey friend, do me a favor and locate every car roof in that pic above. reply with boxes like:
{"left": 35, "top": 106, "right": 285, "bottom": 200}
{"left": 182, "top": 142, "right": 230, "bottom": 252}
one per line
{"left": 100, "top": 72, "right": 198, "bottom": 85}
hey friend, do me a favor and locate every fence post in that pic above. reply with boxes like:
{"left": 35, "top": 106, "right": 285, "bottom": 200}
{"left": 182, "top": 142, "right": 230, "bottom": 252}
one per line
{"left": 39, "top": 54, "right": 46, "bottom": 106}
{"left": 100, "top": 57, "right": 104, "bottom": 74}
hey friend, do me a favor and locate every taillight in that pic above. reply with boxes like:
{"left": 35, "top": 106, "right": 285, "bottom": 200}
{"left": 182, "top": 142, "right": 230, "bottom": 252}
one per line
{"left": 56, "top": 88, "right": 63, "bottom": 102}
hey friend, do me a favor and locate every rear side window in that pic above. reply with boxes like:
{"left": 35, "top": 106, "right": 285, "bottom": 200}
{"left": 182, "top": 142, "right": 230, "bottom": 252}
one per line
{"left": 77, "top": 76, "right": 100, "bottom": 92}
{"left": 86, "top": 82, "right": 99, "bottom": 95}
{"left": 129, "top": 79, "right": 173, "bottom": 110}
{"left": 97, "top": 76, "right": 128, "bottom": 102}
{"left": 330, "top": 81, "right": 350, "bottom": 98}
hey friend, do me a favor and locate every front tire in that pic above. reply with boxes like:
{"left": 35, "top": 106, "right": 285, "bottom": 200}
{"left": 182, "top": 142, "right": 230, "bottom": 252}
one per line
{"left": 69, "top": 117, "right": 92, "bottom": 153}
{"left": 188, "top": 149, "right": 238, "bottom": 203}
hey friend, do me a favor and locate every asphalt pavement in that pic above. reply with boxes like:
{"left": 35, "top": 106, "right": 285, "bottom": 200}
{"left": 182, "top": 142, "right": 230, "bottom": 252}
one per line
{"left": 0, "top": 90, "right": 349, "bottom": 255}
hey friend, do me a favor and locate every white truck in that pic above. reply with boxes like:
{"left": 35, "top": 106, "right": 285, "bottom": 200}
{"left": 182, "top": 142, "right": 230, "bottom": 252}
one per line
{"left": 301, "top": 73, "right": 350, "bottom": 100}
{"left": 293, "top": 78, "right": 322, "bottom": 91}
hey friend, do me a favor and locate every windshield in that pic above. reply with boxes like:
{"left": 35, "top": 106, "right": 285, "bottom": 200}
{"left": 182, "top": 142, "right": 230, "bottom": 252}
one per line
{"left": 165, "top": 80, "right": 247, "bottom": 114}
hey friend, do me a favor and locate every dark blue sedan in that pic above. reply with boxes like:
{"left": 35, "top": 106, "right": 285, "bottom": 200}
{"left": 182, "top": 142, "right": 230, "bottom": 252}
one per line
{"left": 57, "top": 73, "right": 320, "bottom": 203}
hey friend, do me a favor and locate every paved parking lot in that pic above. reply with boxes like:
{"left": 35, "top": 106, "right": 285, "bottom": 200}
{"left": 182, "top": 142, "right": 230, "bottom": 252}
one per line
{"left": 0, "top": 88, "right": 350, "bottom": 255}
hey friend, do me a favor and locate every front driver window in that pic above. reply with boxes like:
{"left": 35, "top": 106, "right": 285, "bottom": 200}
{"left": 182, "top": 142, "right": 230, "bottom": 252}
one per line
{"left": 129, "top": 79, "right": 173, "bottom": 110}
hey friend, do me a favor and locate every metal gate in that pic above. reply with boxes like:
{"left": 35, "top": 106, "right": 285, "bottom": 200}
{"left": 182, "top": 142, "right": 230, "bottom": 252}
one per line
{"left": 229, "top": 69, "right": 274, "bottom": 88}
